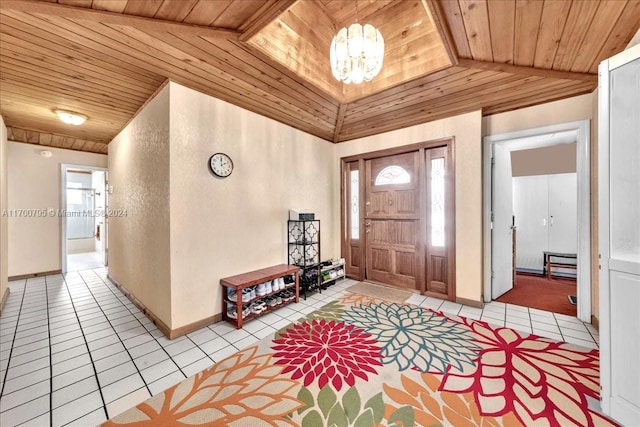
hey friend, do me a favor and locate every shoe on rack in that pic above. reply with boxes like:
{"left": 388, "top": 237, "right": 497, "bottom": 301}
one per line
{"left": 256, "top": 282, "right": 267, "bottom": 296}
{"left": 228, "top": 290, "right": 237, "bottom": 302}
{"left": 242, "top": 289, "right": 252, "bottom": 303}
{"left": 249, "top": 287, "right": 256, "bottom": 300}
{"left": 265, "top": 280, "right": 273, "bottom": 294}
{"left": 241, "top": 306, "right": 250, "bottom": 318}
{"left": 249, "top": 301, "right": 265, "bottom": 315}
{"left": 266, "top": 296, "right": 277, "bottom": 307}
{"left": 227, "top": 306, "right": 238, "bottom": 319}
{"left": 279, "top": 277, "right": 286, "bottom": 290}
{"left": 275, "top": 296, "right": 283, "bottom": 305}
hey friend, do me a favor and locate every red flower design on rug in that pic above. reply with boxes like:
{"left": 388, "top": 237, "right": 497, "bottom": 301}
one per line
{"left": 440, "top": 322, "right": 615, "bottom": 427}
{"left": 272, "top": 319, "right": 383, "bottom": 391}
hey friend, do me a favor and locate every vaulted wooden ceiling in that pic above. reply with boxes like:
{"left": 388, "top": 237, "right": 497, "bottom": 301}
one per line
{"left": 1, "top": 0, "right": 639, "bottom": 154}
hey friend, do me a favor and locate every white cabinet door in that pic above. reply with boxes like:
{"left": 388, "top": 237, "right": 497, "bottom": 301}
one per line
{"left": 513, "top": 175, "right": 549, "bottom": 271}
{"left": 548, "top": 173, "right": 578, "bottom": 254}
{"left": 598, "top": 45, "right": 640, "bottom": 426}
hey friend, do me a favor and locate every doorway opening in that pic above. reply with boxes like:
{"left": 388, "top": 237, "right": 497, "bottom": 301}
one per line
{"left": 61, "top": 164, "right": 108, "bottom": 273}
{"left": 482, "top": 120, "right": 591, "bottom": 322}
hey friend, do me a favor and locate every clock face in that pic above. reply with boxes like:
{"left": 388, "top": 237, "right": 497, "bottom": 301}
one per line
{"left": 209, "top": 153, "right": 233, "bottom": 178}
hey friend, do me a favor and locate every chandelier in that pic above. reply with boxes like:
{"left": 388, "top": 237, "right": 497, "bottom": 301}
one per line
{"left": 330, "top": 22, "right": 384, "bottom": 84}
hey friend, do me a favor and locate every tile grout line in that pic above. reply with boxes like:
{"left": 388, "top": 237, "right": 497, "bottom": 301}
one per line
{"left": 90, "top": 272, "right": 194, "bottom": 392}
{"left": 60, "top": 273, "right": 111, "bottom": 422}
{"left": 74, "top": 271, "right": 155, "bottom": 404}
{"left": 45, "top": 275, "right": 53, "bottom": 427}
{"left": 0, "top": 281, "right": 27, "bottom": 399}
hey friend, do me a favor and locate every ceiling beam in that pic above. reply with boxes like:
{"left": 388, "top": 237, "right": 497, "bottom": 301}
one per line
{"left": 422, "top": 0, "right": 459, "bottom": 66}
{"left": 238, "top": 0, "right": 298, "bottom": 43}
{"left": 333, "top": 104, "right": 347, "bottom": 143}
{"left": 458, "top": 58, "right": 598, "bottom": 83}
{"left": 0, "top": 0, "right": 241, "bottom": 40}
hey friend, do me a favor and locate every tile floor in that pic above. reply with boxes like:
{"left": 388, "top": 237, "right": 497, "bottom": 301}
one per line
{"left": 0, "top": 269, "right": 599, "bottom": 426}
{"left": 66, "top": 252, "right": 104, "bottom": 273}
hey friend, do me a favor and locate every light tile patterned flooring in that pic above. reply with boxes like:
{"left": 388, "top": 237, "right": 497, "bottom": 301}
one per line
{"left": 0, "top": 269, "right": 599, "bottom": 426}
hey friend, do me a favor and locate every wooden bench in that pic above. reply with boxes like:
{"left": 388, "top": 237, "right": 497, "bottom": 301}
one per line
{"left": 543, "top": 251, "right": 577, "bottom": 280}
{"left": 220, "top": 264, "right": 299, "bottom": 329}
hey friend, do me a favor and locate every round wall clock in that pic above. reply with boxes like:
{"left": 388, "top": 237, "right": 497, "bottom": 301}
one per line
{"left": 208, "top": 153, "right": 233, "bottom": 178}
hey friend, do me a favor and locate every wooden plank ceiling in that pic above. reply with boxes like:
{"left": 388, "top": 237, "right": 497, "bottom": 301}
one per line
{"left": 0, "top": 0, "right": 638, "bottom": 154}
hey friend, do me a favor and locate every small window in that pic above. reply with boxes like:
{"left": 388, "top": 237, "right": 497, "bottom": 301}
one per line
{"left": 375, "top": 166, "right": 410, "bottom": 185}
{"left": 350, "top": 170, "right": 359, "bottom": 239}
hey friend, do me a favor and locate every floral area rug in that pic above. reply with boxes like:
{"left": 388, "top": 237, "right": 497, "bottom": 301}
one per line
{"left": 103, "top": 292, "right": 617, "bottom": 427}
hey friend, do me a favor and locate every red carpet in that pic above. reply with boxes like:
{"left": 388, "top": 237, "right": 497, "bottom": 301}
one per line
{"left": 496, "top": 274, "right": 577, "bottom": 316}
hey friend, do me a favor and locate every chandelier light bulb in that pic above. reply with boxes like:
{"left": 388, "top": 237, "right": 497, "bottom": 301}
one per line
{"left": 330, "top": 23, "right": 384, "bottom": 84}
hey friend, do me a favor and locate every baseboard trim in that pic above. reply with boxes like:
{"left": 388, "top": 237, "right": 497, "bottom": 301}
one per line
{"left": 169, "top": 313, "right": 222, "bottom": 340}
{"left": 0, "top": 288, "right": 10, "bottom": 314}
{"left": 107, "top": 274, "right": 221, "bottom": 340}
{"left": 9, "top": 269, "right": 62, "bottom": 281}
{"left": 591, "top": 314, "right": 599, "bottom": 331}
{"left": 456, "top": 296, "right": 484, "bottom": 309}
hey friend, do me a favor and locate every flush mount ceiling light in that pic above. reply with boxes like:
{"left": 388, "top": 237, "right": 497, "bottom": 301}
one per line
{"left": 329, "top": 3, "right": 384, "bottom": 85}
{"left": 54, "top": 109, "right": 87, "bottom": 125}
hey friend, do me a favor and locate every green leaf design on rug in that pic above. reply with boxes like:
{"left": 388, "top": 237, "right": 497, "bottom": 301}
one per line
{"left": 387, "top": 406, "right": 416, "bottom": 427}
{"left": 342, "top": 302, "right": 478, "bottom": 372}
{"left": 303, "top": 300, "right": 346, "bottom": 321}
{"left": 297, "top": 385, "right": 386, "bottom": 427}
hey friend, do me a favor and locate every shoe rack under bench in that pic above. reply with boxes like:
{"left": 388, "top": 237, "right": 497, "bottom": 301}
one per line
{"left": 220, "top": 264, "right": 300, "bottom": 329}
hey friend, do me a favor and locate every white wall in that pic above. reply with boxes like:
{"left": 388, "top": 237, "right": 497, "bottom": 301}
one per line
{"left": 0, "top": 116, "right": 8, "bottom": 305}
{"left": 335, "top": 111, "right": 483, "bottom": 303}
{"left": 7, "top": 142, "right": 107, "bottom": 277}
{"left": 108, "top": 84, "right": 172, "bottom": 326}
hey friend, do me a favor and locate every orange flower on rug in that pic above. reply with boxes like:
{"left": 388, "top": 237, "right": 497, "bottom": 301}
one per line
{"left": 103, "top": 346, "right": 303, "bottom": 426}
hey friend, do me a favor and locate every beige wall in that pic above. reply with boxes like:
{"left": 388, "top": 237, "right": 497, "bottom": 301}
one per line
{"left": 6, "top": 142, "right": 107, "bottom": 277}
{"left": 0, "top": 116, "right": 8, "bottom": 306}
{"left": 484, "top": 91, "right": 598, "bottom": 318}
{"left": 108, "top": 84, "right": 173, "bottom": 327}
{"left": 168, "top": 83, "right": 335, "bottom": 328}
{"left": 483, "top": 93, "right": 595, "bottom": 136}
{"left": 334, "top": 111, "right": 483, "bottom": 303}
{"left": 108, "top": 82, "right": 335, "bottom": 330}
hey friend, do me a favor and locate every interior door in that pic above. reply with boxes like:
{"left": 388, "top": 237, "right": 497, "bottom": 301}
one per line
{"left": 491, "top": 143, "right": 514, "bottom": 298}
{"left": 599, "top": 46, "right": 640, "bottom": 426}
{"left": 365, "top": 152, "right": 421, "bottom": 290}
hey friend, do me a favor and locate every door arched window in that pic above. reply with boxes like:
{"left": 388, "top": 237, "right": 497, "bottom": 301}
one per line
{"left": 375, "top": 165, "right": 410, "bottom": 185}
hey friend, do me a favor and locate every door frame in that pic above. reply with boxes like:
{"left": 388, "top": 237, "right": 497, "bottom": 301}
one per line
{"left": 61, "top": 164, "right": 108, "bottom": 273}
{"left": 340, "top": 138, "right": 455, "bottom": 299}
{"left": 482, "top": 120, "right": 591, "bottom": 322}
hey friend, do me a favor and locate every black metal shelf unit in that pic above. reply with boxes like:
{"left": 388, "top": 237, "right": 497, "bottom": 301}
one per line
{"left": 288, "top": 219, "right": 321, "bottom": 298}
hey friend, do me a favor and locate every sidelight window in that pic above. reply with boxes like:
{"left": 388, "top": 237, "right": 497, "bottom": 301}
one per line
{"left": 430, "top": 158, "right": 445, "bottom": 247}
{"left": 351, "top": 170, "right": 359, "bottom": 239}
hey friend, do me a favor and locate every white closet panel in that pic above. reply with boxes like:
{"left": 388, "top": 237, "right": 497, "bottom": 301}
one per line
{"left": 548, "top": 173, "right": 578, "bottom": 253}
{"left": 513, "top": 175, "right": 549, "bottom": 271}
{"left": 513, "top": 173, "right": 577, "bottom": 272}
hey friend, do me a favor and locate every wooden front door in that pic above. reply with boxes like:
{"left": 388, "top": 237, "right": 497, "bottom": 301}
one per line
{"left": 341, "top": 139, "right": 455, "bottom": 300}
{"left": 365, "top": 152, "right": 422, "bottom": 290}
